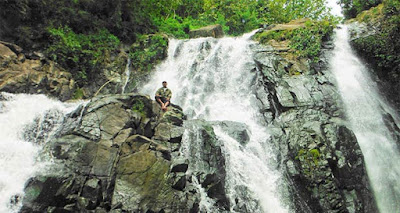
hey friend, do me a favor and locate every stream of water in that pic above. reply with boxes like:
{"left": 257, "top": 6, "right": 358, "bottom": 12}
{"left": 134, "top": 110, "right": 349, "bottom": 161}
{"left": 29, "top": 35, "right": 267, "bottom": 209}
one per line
{"left": 142, "top": 32, "right": 289, "bottom": 212}
{"left": 331, "top": 26, "right": 400, "bottom": 213}
{"left": 0, "top": 93, "right": 81, "bottom": 212}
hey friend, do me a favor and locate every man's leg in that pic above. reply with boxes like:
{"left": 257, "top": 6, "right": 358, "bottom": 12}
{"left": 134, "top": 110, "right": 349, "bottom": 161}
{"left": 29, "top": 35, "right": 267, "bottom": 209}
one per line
{"left": 160, "top": 97, "right": 169, "bottom": 111}
{"left": 155, "top": 97, "right": 165, "bottom": 109}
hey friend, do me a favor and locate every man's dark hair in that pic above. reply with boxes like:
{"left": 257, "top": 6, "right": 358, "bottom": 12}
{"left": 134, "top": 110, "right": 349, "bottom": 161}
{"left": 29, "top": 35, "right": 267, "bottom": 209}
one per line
{"left": 162, "top": 81, "right": 167, "bottom": 83}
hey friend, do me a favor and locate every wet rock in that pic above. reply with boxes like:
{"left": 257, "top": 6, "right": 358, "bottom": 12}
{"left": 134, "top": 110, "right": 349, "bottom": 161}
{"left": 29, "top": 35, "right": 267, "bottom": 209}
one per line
{"left": 160, "top": 106, "right": 186, "bottom": 126}
{"left": 171, "top": 160, "right": 189, "bottom": 173}
{"left": 253, "top": 39, "right": 377, "bottom": 212}
{"left": 113, "top": 128, "right": 133, "bottom": 146}
{"left": 81, "top": 178, "right": 102, "bottom": 209}
{"left": 172, "top": 175, "right": 187, "bottom": 191}
{"left": 189, "top": 24, "right": 224, "bottom": 39}
{"left": 210, "top": 121, "right": 250, "bottom": 145}
{"left": 22, "top": 93, "right": 200, "bottom": 213}
{"left": 183, "top": 120, "right": 230, "bottom": 210}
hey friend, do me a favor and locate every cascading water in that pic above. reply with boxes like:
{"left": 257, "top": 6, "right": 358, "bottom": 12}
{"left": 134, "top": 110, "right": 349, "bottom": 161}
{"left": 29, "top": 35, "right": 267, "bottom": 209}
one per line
{"left": 331, "top": 26, "right": 400, "bottom": 213}
{"left": 121, "top": 58, "right": 131, "bottom": 94}
{"left": 0, "top": 93, "right": 81, "bottom": 212}
{"left": 142, "top": 33, "right": 289, "bottom": 212}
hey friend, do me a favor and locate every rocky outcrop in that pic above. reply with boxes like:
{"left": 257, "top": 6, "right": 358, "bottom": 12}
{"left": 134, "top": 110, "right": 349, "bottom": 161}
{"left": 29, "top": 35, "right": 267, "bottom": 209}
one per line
{"left": 84, "top": 34, "right": 169, "bottom": 98}
{"left": 0, "top": 42, "right": 75, "bottom": 101}
{"left": 20, "top": 94, "right": 230, "bottom": 212}
{"left": 346, "top": 3, "right": 400, "bottom": 112}
{"left": 189, "top": 24, "right": 224, "bottom": 39}
{"left": 0, "top": 33, "right": 169, "bottom": 101}
{"left": 252, "top": 39, "right": 378, "bottom": 212}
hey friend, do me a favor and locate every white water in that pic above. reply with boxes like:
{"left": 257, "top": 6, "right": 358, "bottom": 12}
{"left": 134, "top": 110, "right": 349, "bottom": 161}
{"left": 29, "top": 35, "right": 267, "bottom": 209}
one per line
{"left": 121, "top": 58, "right": 131, "bottom": 94}
{"left": 142, "top": 33, "right": 289, "bottom": 212}
{"left": 331, "top": 26, "right": 400, "bottom": 213}
{"left": 0, "top": 93, "right": 81, "bottom": 212}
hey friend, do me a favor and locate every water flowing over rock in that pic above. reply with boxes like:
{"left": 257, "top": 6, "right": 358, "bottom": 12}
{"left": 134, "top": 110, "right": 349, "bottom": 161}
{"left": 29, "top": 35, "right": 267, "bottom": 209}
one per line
{"left": 18, "top": 94, "right": 235, "bottom": 213}
{"left": 347, "top": 20, "right": 400, "bottom": 113}
{"left": 330, "top": 26, "right": 400, "bottom": 213}
{"left": 2, "top": 25, "right": 390, "bottom": 213}
{"left": 140, "top": 28, "right": 377, "bottom": 212}
{"left": 0, "top": 93, "right": 81, "bottom": 213}
{"left": 252, "top": 31, "right": 377, "bottom": 212}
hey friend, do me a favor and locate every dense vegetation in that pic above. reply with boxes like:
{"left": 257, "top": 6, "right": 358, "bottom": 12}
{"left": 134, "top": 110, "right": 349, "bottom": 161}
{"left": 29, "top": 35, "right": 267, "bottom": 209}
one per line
{"left": 339, "top": 0, "right": 382, "bottom": 18}
{"left": 255, "top": 19, "right": 335, "bottom": 62}
{"left": 0, "top": 0, "right": 336, "bottom": 86}
{"left": 351, "top": 0, "right": 400, "bottom": 77}
{"left": 46, "top": 26, "right": 120, "bottom": 82}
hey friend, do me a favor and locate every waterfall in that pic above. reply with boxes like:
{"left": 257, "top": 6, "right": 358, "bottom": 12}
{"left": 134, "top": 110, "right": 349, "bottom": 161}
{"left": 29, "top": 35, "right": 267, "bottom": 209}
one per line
{"left": 141, "top": 32, "right": 289, "bottom": 212}
{"left": 0, "top": 93, "right": 81, "bottom": 212}
{"left": 121, "top": 58, "right": 131, "bottom": 94}
{"left": 330, "top": 26, "right": 400, "bottom": 213}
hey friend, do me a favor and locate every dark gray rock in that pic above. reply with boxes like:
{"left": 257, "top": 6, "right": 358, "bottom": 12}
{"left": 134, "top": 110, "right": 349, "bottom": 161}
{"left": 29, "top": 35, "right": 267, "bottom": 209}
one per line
{"left": 183, "top": 120, "right": 230, "bottom": 211}
{"left": 252, "top": 40, "right": 378, "bottom": 213}
{"left": 189, "top": 24, "right": 224, "bottom": 39}
{"left": 210, "top": 121, "right": 250, "bottom": 145}
{"left": 21, "top": 94, "right": 202, "bottom": 213}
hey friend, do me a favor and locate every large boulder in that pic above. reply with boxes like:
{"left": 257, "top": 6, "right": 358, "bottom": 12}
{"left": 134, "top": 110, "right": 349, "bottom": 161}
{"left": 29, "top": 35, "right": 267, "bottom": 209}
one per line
{"left": 189, "top": 24, "right": 224, "bottom": 39}
{"left": 0, "top": 42, "right": 75, "bottom": 101}
{"left": 252, "top": 40, "right": 378, "bottom": 212}
{"left": 20, "top": 93, "right": 232, "bottom": 212}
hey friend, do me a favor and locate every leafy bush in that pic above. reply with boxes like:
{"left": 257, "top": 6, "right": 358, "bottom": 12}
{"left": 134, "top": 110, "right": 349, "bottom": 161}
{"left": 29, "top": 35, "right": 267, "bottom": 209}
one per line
{"left": 46, "top": 26, "right": 120, "bottom": 84}
{"left": 255, "top": 19, "right": 335, "bottom": 62}
{"left": 153, "top": 16, "right": 190, "bottom": 38}
{"left": 296, "top": 148, "right": 321, "bottom": 178}
{"left": 339, "top": 0, "right": 383, "bottom": 18}
{"left": 72, "top": 88, "right": 84, "bottom": 99}
{"left": 290, "top": 20, "right": 334, "bottom": 61}
{"left": 129, "top": 34, "right": 168, "bottom": 73}
{"left": 131, "top": 99, "right": 146, "bottom": 118}
{"left": 352, "top": 0, "right": 400, "bottom": 77}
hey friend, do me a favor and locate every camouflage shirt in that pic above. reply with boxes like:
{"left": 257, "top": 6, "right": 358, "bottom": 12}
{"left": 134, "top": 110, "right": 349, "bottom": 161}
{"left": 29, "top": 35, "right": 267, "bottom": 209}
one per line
{"left": 156, "top": 87, "right": 172, "bottom": 99}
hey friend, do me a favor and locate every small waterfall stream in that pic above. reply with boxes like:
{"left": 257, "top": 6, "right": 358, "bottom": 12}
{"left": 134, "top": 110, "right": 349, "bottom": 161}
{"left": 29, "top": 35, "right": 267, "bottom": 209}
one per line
{"left": 121, "top": 58, "right": 131, "bottom": 94}
{"left": 331, "top": 26, "right": 400, "bottom": 213}
{"left": 142, "top": 33, "right": 289, "bottom": 212}
{"left": 0, "top": 93, "right": 81, "bottom": 212}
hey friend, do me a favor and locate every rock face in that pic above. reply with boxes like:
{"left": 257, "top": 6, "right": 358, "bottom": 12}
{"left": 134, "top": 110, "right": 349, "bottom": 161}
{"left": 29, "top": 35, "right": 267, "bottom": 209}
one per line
{"left": 189, "top": 24, "right": 224, "bottom": 39}
{"left": 347, "top": 19, "right": 400, "bottom": 113}
{"left": 20, "top": 94, "right": 230, "bottom": 212}
{"left": 252, "top": 39, "right": 378, "bottom": 212}
{"left": 15, "top": 27, "right": 380, "bottom": 212}
{"left": 0, "top": 42, "right": 75, "bottom": 101}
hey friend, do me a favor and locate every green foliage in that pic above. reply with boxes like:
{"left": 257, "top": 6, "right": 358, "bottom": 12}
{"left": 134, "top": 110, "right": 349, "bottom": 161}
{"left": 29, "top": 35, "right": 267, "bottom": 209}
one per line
{"left": 153, "top": 16, "right": 190, "bottom": 38}
{"left": 1, "top": 0, "right": 338, "bottom": 42}
{"left": 46, "top": 26, "right": 120, "bottom": 85}
{"left": 383, "top": 0, "right": 400, "bottom": 16}
{"left": 296, "top": 148, "right": 321, "bottom": 178}
{"left": 72, "top": 88, "right": 84, "bottom": 99}
{"left": 255, "top": 19, "right": 335, "bottom": 62}
{"left": 352, "top": 0, "right": 400, "bottom": 78}
{"left": 290, "top": 20, "right": 335, "bottom": 61}
{"left": 0, "top": 0, "right": 340, "bottom": 87}
{"left": 339, "top": 0, "right": 383, "bottom": 18}
{"left": 131, "top": 99, "right": 146, "bottom": 118}
{"left": 264, "top": 0, "right": 332, "bottom": 23}
{"left": 129, "top": 34, "right": 168, "bottom": 73}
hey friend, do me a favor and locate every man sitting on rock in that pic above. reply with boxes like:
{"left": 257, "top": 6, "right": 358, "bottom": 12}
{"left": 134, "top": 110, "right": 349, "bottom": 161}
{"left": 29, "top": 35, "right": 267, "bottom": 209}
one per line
{"left": 155, "top": 81, "right": 172, "bottom": 111}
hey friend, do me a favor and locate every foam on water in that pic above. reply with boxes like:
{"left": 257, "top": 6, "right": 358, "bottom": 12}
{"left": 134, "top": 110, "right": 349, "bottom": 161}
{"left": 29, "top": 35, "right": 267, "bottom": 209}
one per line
{"left": 142, "top": 32, "right": 288, "bottom": 212}
{"left": 331, "top": 26, "right": 400, "bottom": 213}
{"left": 0, "top": 93, "right": 81, "bottom": 212}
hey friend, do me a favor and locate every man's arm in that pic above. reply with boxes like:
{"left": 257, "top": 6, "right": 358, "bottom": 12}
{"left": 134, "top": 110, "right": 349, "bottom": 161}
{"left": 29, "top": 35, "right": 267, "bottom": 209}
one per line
{"left": 167, "top": 89, "right": 172, "bottom": 100}
{"left": 155, "top": 88, "right": 162, "bottom": 97}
